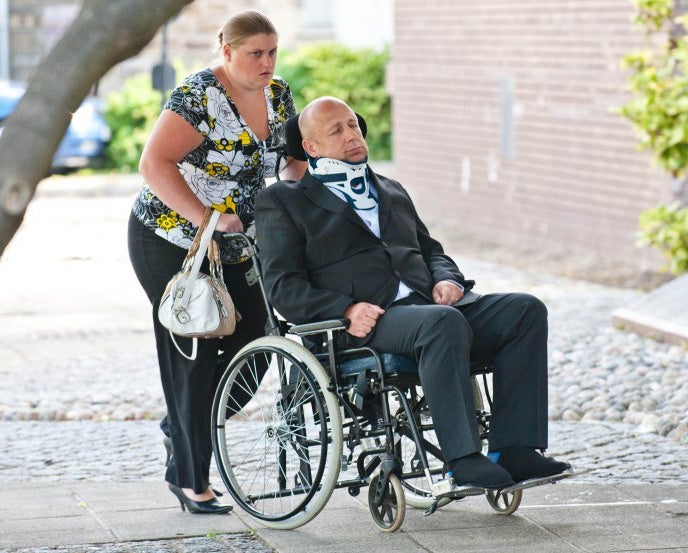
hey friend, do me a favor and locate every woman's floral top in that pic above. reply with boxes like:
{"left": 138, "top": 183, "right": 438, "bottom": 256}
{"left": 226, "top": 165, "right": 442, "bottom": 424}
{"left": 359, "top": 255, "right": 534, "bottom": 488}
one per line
{"left": 132, "top": 68, "right": 296, "bottom": 263}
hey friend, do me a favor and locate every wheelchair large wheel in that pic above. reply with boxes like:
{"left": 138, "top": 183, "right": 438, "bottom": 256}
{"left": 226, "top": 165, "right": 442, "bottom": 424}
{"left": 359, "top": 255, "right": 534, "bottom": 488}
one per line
{"left": 368, "top": 473, "right": 405, "bottom": 532}
{"left": 211, "top": 336, "right": 343, "bottom": 529}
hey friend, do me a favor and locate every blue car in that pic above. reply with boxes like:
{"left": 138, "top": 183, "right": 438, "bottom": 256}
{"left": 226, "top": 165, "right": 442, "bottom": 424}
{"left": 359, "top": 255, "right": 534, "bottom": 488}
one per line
{"left": 0, "top": 81, "right": 111, "bottom": 172}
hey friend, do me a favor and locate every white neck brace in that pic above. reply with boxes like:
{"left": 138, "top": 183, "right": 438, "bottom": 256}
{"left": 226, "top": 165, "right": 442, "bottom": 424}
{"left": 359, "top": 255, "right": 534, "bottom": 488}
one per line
{"left": 308, "top": 157, "right": 377, "bottom": 210}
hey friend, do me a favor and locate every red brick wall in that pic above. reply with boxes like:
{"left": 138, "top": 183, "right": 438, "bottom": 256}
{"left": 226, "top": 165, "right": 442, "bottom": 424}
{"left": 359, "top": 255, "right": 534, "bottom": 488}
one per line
{"left": 390, "top": 0, "right": 672, "bottom": 273}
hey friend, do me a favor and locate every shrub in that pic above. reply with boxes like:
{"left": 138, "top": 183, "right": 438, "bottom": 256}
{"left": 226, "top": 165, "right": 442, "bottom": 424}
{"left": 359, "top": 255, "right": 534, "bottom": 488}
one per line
{"left": 103, "top": 74, "right": 162, "bottom": 172}
{"left": 639, "top": 202, "right": 688, "bottom": 274}
{"left": 618, "top": 0, "right": 688, "bottom": 273}
{"left": 277, "top": 43, "right": 391, "bottom": 160}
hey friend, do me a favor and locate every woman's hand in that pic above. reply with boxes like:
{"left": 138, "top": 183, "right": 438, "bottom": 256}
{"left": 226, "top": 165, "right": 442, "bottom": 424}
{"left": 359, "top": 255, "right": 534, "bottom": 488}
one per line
{"left": 216, "top": 213, "right": 244, "bottom": 233}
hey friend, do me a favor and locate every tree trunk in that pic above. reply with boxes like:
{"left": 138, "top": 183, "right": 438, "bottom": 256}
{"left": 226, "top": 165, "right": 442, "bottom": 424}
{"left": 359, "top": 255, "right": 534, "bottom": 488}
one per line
{"left": 0, "top": 0, "right": 194, "bottom": 257}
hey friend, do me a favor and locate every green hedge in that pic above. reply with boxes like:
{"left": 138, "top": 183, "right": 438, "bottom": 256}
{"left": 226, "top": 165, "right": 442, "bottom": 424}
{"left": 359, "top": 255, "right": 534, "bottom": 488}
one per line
{"left": 639, "top": 201, "right": 688, "bottom": 274}
{"left": 277, "top": 43, "right": 391, "bottom": 160}
{"left": 617, "top": 0, "right": 688, "bottom": 274}
{"left": 103, "top": 74, "right": 162, "bottom": 172}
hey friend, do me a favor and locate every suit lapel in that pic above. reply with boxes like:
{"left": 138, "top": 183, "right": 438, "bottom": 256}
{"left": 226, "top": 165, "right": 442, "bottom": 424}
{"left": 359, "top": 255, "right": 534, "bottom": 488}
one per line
{"left": 371, "top": 170, "right": 393, "bottom": 234}
{"left": 302, "top": 172, "right": 373, "bottom": 234}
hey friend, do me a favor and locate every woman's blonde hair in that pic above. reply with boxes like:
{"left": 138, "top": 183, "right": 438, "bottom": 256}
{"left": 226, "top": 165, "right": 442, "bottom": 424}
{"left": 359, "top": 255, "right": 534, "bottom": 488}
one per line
{"left": 218, "top": 10, "right": 277, "bottom": 49}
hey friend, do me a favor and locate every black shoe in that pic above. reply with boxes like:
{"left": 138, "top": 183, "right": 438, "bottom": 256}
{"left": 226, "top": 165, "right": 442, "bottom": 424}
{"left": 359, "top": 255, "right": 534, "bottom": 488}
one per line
{"left": 495, "top": 446, "right": 571, "bottom": 483}
{"left": 168, "top": 484, "right": 233, "bottom": 514}
{"left": 448, "top": 452, "right": 515, "bottom": 490}
{"left": 163, "top": 439, "right": 224, "bottom": 497}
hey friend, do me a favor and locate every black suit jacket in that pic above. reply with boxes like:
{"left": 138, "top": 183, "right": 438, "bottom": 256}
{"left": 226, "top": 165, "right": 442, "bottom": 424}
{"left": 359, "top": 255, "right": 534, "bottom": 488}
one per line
{"left": 254, "top": 169, "right": 475, "bottom": 326}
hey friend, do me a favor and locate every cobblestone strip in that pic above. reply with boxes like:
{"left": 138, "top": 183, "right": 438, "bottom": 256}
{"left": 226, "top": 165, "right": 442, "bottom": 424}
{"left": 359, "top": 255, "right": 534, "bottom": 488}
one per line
{"left": 1, "top": 420, "right": 686, "bottom": 485}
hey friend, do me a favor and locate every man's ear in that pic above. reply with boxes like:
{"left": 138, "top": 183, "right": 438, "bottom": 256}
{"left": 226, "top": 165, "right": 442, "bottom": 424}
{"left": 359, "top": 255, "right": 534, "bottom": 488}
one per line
{"left": 302, "top": 139, "right": 317, "bottom": 158}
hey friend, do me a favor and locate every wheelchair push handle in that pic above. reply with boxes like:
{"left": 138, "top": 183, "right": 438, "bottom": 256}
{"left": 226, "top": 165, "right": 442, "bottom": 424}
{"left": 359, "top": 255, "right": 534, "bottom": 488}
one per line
{"left": 212, "top": 231, "right": 258, "bottom": 255}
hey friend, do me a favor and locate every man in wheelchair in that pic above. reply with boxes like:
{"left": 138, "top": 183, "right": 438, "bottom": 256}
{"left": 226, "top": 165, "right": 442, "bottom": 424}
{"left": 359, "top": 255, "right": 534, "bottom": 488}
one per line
{"left": 254, "top": 96, "right": 570, "bottom": 491}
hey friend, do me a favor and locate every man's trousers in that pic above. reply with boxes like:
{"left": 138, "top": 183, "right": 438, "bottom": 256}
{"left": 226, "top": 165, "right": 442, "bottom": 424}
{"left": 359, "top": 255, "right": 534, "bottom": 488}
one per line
{"left": 365, "top": 293, "right": 549, "bottom": 463}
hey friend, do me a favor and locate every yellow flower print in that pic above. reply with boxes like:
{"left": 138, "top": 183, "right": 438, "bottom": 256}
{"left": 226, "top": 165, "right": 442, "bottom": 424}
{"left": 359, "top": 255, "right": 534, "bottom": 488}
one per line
{"left": 157, "top": 213, "right": 179, "bottom": 231}
{"left": 238, "top": 130, "right": 251, "bottom": 146}
{"left": 169, "top": 211, "right": 188, "bottom": 225}
{"left": 274, "top": 104, "right": 287, "bottom": 123}
{"left": 206, "top": 162, "right": 229, "bottom": 177}
{"left": 215, "top": 138, "right": 234, "bottom": 152}
{"left": 212, "top": 196, "right": 237, "bottom": 214}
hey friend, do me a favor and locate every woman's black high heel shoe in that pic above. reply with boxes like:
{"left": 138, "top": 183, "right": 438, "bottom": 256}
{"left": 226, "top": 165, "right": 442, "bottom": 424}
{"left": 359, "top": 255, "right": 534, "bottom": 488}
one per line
{"left": 163, "top": 438, "right": 224, "bottom": 497}
{"left": 168, "top": 484, "right": 233, "bottom": 514}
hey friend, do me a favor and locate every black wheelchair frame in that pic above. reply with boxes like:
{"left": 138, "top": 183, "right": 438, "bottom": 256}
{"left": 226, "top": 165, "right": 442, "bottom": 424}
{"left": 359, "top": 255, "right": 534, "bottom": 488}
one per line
{"left": 209, "top": 233, "right": 561, "bottom": 532}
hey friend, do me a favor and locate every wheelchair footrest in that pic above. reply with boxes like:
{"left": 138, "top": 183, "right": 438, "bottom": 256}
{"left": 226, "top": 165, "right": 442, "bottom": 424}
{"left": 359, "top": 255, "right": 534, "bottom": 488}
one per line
{"left": 431, "top": 478, "right": 485, "bottom": 499}
{"left": 501, "top": 470, "right": 573, "bottom": 494}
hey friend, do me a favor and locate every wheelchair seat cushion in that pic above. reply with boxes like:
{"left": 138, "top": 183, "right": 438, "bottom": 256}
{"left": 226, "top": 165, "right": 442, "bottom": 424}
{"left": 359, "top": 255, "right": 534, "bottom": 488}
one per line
{"left": 339, "top": 353, "right": 418, "bottom": 377}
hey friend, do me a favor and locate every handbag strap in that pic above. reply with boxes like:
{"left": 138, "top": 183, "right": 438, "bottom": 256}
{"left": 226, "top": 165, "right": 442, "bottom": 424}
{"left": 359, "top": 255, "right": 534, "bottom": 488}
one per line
{"left": 172, "top": 208, "right": 222, "bottom": 316}
{"left": 184, "top": 207, "right": 216, "bottom": 265}
{"left": 208, "top": 239, "right": 224, "bottom": 280}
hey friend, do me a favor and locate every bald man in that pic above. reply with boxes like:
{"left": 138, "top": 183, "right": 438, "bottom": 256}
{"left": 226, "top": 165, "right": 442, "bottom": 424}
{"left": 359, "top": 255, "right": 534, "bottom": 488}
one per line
{"left": 255, "top": 96, "right": 570, "bottom": 490}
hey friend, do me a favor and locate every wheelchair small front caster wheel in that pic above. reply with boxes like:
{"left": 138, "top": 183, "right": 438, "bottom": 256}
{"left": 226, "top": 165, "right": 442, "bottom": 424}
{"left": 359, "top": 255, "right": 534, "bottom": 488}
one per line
{"left": 368, "top": 473, "right": 405, "bottom": 532}
{"left": 348, "top": 486, "right": 360, "bottom": 497}
{"left": 485, "top": 488, "right": 522, "bottom": 515}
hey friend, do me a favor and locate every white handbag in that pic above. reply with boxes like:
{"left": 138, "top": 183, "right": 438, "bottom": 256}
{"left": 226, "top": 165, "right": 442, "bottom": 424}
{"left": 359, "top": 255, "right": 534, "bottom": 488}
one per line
{"left": 158, "top": 208, "right": 239, "bottom": 360}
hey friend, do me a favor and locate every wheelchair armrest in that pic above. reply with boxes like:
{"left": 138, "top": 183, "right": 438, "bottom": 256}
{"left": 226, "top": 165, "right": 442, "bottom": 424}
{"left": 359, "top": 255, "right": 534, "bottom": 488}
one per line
{"left": 288, "top": 318, "right": 350, "bottom": 337}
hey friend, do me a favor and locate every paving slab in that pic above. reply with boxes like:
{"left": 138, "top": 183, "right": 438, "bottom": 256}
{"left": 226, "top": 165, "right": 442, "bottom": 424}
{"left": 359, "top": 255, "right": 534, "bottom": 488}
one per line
{"left": 0, "top": 481, "right": 250, "bottom": 550}
{"left": 247, "top": 483, "right": 688, "bottom": 553}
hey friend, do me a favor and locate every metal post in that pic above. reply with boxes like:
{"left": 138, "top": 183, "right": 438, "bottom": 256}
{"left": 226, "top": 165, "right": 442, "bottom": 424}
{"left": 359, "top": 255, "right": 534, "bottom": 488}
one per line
{"left": 160, "top": 22, "right": 168, "bottom": 109}
{"left": 152, "top": 22, "right": 175, "bottom": 110}
{"left": 0, "top": 0, "right": 10, "bottom": 80}
{"left": 161, "top": 21, "right": 168, "bottom": 72}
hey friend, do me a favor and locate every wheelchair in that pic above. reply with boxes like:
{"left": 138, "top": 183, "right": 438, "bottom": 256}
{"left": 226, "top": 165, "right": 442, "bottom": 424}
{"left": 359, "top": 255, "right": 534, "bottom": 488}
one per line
{"left": 210, "top": 234, "right": 571, "bottom": 532}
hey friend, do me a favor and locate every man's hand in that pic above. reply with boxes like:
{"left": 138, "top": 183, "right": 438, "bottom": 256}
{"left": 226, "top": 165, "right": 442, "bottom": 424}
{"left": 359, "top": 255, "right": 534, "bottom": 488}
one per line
{"left": 343, "top": 302, "right": 386, "bottom": 338}
{"left": 432, "top": 280, "right": 464, "bottom": 305}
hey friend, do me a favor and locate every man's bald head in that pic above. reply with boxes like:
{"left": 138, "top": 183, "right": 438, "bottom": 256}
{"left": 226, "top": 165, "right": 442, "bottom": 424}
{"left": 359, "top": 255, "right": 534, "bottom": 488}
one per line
{"left": 298, "top": 97, "right": 352, "bottom": 140}
{"left": 298, "top": 96, "right": 368, "bottom": 163}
